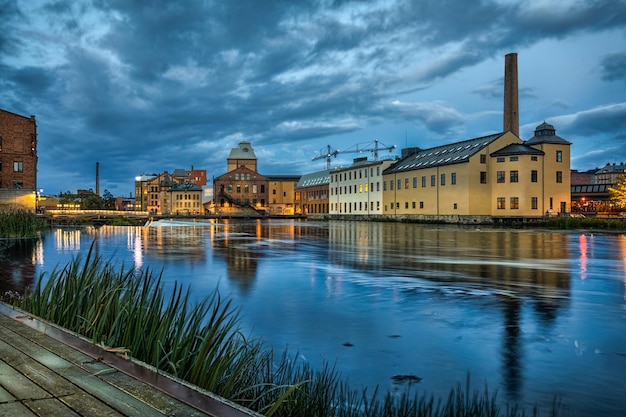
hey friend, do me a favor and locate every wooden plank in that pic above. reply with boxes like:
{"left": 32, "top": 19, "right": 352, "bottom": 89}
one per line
{"left": 0, "top": 316, "right": 208, "bottom": 416}
{"left": 0, "top": 401, "right": 39, "bottom": 417}
{"left": 0, "top": 359, "right": 51, "bottom": 401}
{"left": 0, "top": 324, "right": 166, "bottom": 417}
{"left": 0, "top": 383, "right": 17, "bottom": 402}
{"left": 0, "top": 338, "right": 125, "bottom": 417}
{"left": 21, "top": 398, "right": 82, "bottom": 417}
{"left": 0, "top": 306, "right": 261, "bottom": 417}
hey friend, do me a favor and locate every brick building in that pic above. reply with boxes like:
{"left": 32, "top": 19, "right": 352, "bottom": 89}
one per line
{"left": 0, "top": 109, "right": 38, "bottom": 211}
{"left": 0, "top": 109, "right": 37, "bottom": 190}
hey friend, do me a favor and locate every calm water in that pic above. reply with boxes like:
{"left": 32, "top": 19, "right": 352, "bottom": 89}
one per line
{"left": 1, "top": 220, "right": 625, "bottom": 417}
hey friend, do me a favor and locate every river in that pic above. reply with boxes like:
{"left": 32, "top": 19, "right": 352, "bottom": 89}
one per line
{"left": 1, "top": 219, "right": 625, "bottom": 417}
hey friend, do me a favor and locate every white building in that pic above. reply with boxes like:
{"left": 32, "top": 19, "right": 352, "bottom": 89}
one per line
{"left": 329, "top": 157, "right": 396, "bottom": 216}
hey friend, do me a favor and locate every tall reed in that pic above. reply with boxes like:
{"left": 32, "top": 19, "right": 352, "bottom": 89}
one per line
{"left": 0, "top": 209, "right": 47, "bottom": 238}
{"left": 18, "top": 243, "right": 567, "bottom": 417}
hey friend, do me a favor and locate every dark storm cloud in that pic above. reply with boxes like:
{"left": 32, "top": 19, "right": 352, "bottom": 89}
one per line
{"left": 2, "top": 0, "right": 625, "bottom": 193}
{"left": 600, "top": 52, "right": 626, "bottom": 81}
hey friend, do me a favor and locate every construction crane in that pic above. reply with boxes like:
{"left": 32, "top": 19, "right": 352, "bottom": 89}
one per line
{"left": 311, "top": 140, "right": 396, "bottom": 169}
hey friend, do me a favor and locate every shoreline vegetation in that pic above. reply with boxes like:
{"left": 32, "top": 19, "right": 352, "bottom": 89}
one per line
{"left": 0, "top": 211, "right": 572, "bottom": 416}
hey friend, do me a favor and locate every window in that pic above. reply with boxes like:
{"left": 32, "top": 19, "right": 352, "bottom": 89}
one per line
{"left": 510, "top": 156, "right": 518, "bottom": 162}
{"left": 228, "top": 184, "right": 233, "bottom": 193}
{"left": 422, "top": 176, "right": 426, "bottom": 187}
{"left": 420, "top": 201, "right": 424, "bottom": 209}
{"left": 236, "top": 185, "right": 241, "bottom": 193}
{"left": 556, "top": 171, "right": 563, "bottom": 183}
{"left": 383, "top": 181, "right": 387, "bottom": 191}
{"left": 13, "top": 161, "right": 23, "bottom": 172}
{"left": 531, "top": 197, "right": 538, "bottom": 210}
{"left": 510, "top": 197, "right": 519, "bottom": 209}
{"left": 273, "top": 189, "right": 277, "bottom": 195}
{"left": 396, "top": 202, "right": 400, "bottom": 209}
{"left": 480, "top": 154, "right": 486, "bottom": 164}
{"left": 389, "top": 180, "right": 394, "bottom": 190}
{"left": 480, "top": 172, "right": 487, "bottom": 184}
{"left": 497, "top": 171, "right": 505, "bottom": 183}
{"left": 253, "top": 184, "right": 257, "bottom": 193}
{"left": 244, "top": 184, "right": 249, "bottom": 193}
{"left": 359, "top": 184, "right": 363, "bottom": 193}
{"left": 497, "top": 157, "right": 505, "bottom": 163}
{"left": 397, "top": 179, "right": 401, "bottom": 189}
{"left": 451, "top": 173, "right": 456, "bottom": 185}
{"left": 377, "top": 182, "right": 380, "bottom": 191}
{"left": 497, "top": 197, "right": 506, "bottom": 209}
{"left": 377, "top": 167, "right": 380, "bottom": 176}
{"left": 431, "top": 175, "right": 436, "bottom": 186}
{"left": 365, "top": 183, "right": 368, "bottom": 192}
{"left": 453, "top": 203, "right": 458, "bottom": 210}
{"left": 260, "top": 185, "right": 265, "bottom": 193}
{"left": 556, "top": 150, "right": 562, "bottom": 162}
{"left": 531, "top": 156, "right": 538, "bottom": 161}
{"left": 405, "top": 202, "right": 409, "bottom": 209}
{"left": 510, "top": 170, "right": 518, "bottom": 183}
{"left": 412, "top": 201, "right": 416, "bottom": 209}
{"left": 531, "top": 170, "right": 538, "bottom": 182}
{"left": 413, "top": 177, "right": 417, "bottom": 188}
{"left": 235, "top": 173, "right": 239, "bottom": 180}
{"left": 405, "top": 178, "right": 409, "bottom": 189}
{"left": 441, "top": 174, "right": 446, "bottom": 186}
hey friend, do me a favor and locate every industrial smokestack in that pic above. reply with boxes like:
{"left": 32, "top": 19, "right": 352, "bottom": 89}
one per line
{"left": 503, "top": 53, "right": 519, "bottom": 137}
{"left": 96, "top": 162, "right": 100, "bottom": 196}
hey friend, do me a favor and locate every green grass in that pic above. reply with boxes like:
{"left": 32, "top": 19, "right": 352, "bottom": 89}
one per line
{"left": 0, "top": 209, "right": 47, "bottom": 238}
{"left": 15, "top": 243, "right": 569, "bottom": 417}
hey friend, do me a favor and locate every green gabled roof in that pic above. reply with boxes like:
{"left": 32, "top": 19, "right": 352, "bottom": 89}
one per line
{"left": 384, "top": 132, "right": 504, "bottom": 174}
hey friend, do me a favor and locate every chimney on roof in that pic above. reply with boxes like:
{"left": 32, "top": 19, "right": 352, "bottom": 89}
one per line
{"left": 503, "top": 53, "right": 519, "bottom": 137}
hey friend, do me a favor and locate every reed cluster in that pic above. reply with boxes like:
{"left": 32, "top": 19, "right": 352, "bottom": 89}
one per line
{"left": 17, "top": 244, "right": 566, "bottom": 417}
{"left": 0, "top": 209, "right": 47, "bottom": 238}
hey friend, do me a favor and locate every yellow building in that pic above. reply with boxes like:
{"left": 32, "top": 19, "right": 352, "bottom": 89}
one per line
{"left": 382, "top": 122, "right": 571, "bottom": 221}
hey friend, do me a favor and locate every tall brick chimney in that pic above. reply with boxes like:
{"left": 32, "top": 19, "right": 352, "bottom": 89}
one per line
{"left": 503, "top": 53, "right": 519, "bottom": 137}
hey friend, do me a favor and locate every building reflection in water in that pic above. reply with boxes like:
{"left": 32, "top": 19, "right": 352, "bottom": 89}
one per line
{"left": 579, "top": 234, "right": 588, "bottom": 281}
{"left": 0, "top": 238, "right": 42, "bottom": 295}
{"left": 327, "top": 222, "right": 571, "bottom": 401}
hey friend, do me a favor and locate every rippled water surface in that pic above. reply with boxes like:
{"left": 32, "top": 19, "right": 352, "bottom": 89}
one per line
{"left": 1, "top": 219, "right": 625, "bottom": 417}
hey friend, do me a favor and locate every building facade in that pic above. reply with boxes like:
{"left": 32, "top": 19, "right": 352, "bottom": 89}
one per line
{"left": 0, "top": 109, "right": 37, "bottom": 191}
{"left": 329, "top": 157, "right": 396, "bottom": 216}
{"left": 295, "top": 169, "right": 330, "bottom": 215}
{"left": 134, "top": 168, "right": 206, "bottom": 214}
{"left": 213, "top": 141, "right": 301, "bottom": 215}
{"left": 381, "top": 123, "right": 570, "bottom": 220}
{"left": 0, "top": 109, "right": 38, "bottom": 211}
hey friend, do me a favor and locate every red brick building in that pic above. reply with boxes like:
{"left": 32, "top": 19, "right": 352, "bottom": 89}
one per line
{"left": 0, "top": 109, "right": 38, "bottom": 190}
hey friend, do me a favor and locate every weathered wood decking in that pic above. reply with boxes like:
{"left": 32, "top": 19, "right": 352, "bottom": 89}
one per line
{"left": 0, "top": 303, "right": 260, "bottom": 417}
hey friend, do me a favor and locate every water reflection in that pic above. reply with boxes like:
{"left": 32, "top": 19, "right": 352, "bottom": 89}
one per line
{"left": 2, "top": 221, "right": 625, "bottom": 417}
{"left": 0, "top": 238, "right": 41, "bottom": 294}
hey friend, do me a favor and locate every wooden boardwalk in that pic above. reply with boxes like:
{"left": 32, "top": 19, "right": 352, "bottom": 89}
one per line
{"left": 0, "top": 303, "right": 260, "bottom": 417}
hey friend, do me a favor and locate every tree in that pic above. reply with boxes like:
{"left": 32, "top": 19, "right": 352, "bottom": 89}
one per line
{"left": 102, "top": 189, "right": 116, "bottom": 210}
{"left": 608, "top": 174, "right": 626, "bottom": 210}
{"left": 82, "top": 194, "right": 104, "bottom": 209}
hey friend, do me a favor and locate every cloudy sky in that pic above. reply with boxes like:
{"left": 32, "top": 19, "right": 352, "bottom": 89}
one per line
{"left": 2, "top": 0, "right": 625, "bottom": 196}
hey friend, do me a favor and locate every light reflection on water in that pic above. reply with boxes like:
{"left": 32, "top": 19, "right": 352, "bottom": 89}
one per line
{"left": 1, "top": 220, "right": 625, "bottom": 417}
